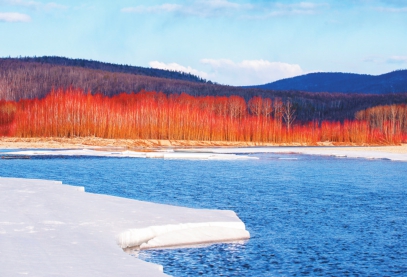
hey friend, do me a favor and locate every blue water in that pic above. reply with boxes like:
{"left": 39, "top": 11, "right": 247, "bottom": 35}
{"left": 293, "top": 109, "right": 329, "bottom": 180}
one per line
{"left": 0, "top": 152, "right": 406, "bottom": 276}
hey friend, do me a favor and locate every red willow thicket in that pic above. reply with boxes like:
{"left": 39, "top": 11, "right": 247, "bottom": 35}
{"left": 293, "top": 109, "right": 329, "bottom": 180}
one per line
{"left": 0, "top": 88, "right": 406, "bottom": 144}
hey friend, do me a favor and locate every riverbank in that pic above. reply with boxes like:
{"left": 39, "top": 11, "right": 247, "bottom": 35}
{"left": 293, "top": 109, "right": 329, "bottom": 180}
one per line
{"left": 0, "top": 137, "right": 284, "bottom": 148}
{"left": 1, "top": 137, "right": 406, "bottom": 153}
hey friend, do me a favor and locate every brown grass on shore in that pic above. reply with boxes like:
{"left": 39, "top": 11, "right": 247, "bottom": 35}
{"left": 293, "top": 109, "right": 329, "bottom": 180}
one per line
{"left": 0, "top": 137, "right": 282, "bottom": 149}
{"left": 1, "top": 137, "right": 406, "bottom": 154}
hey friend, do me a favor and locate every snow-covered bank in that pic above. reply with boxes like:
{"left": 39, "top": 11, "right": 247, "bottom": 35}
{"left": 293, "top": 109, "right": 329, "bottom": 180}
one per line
{"left": 1, "top": 148, "right": 258, "bottom": 160}
{"left": 177, "top": 147, "right": 407, "bottom": 162}
{"left": 2, "top": 146, "right": 405, "bottom": 161}
{"left": 0, "top": 177, "right": 249, "bottom": 277}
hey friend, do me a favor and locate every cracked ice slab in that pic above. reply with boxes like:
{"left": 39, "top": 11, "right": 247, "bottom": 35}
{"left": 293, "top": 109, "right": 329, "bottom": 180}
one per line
{"left": 0, "top": 177, "right": 249, "bottom": 277}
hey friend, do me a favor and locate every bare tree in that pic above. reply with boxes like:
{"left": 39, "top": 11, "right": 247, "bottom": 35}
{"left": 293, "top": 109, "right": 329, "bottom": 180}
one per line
{"left": 273, "top": 98, "right": 283, "bottom": 129}
{"left": 262, "top": 98, "right": 273, "bottom": 118}
{"left": 283, "top": 100, "right": 296, "bottom": 132}
{"left": 248, "top": 96, "right": 262, "bottom": 116}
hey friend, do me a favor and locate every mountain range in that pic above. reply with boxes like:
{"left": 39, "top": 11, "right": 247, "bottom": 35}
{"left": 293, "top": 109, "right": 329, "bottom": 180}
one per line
{"left": 248, "top": 70, "right": 407, "bottom": 94}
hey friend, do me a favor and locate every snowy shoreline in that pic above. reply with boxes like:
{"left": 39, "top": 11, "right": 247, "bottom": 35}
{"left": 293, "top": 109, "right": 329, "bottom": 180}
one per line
{"left": 0, "top": 177, "right": 249, "bottom": 277}
{"left": 180, "top": 146, "right": 407, "bottom": 162}
{"left": 0, "top": 148, "right": 259, "bottom": 160}
{"left": 1, "top": 145, "right": 406, "bottom": 161}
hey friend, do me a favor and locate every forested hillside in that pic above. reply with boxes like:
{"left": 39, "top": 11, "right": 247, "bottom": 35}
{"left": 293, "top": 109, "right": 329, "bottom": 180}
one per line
{"left": 250, "top": 70, "right": 407, "bottom": 94}
{"left": 15, "top": 56, "right": 207, "bottom": 84}
{"left": 1, "top": 58, "right": 407, "bottom": 122}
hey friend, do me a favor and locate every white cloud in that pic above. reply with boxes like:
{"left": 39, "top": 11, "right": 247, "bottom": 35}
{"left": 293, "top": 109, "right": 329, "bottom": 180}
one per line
{"left": 122, "top": 0, "right": 252, "bottom": 17}
{"left": 0, "top": 12, "right": 30, "bottom": 22}
{"left": 122, "top": 4, "right": 182, "bottom": 14}
{"left": 275, "top": 2, "right": 328, "bottom": 11}
{"left": 266, "top": 2, "right": 329, "bottom": 17}
{"left": 149, "top": 61, "right": 209, "bottom": 79}
{"left": 250, "top": 2, "right": 329, "bottom": 19}
{"left": 201, "top": 59, "right": 304, "bottom": 86}
{"left": 364, "top": 55, "right": 407, "bottom": 64}
{"left": 387, "top": 56, "right": 407, "bottom": 63}
{"left": 1, "top": 0, "right": 67, "bottom": 10}
{"left": 122, "top": 1, "right": 329, "bottom": 18}
{"left": 374, "top": 6, "right": 407, "bottom": 12}
{"left": 149, "top": 59, "right": 304, "bottom": 86}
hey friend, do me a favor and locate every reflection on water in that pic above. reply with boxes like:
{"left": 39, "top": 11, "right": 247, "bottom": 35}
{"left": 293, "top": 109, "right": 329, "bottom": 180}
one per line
{"left": 0, "top": 153, "right": 406, "bottom": 276}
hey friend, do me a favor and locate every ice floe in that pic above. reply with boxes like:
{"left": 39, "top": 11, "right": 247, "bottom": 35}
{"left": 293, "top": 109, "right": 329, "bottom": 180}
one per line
{"left": 0, "top": 177, "right": 250, "bottom": 277}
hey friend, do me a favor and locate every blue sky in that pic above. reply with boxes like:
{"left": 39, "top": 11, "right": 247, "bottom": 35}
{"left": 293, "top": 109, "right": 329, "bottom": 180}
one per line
{"left": 1, "top": 0, "right": 406, "bottom": 86}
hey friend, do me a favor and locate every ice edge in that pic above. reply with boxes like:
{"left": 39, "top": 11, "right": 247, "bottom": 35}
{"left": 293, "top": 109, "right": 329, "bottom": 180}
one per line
{"left": 117, "top": 222, "right": 250, "bottom": 250}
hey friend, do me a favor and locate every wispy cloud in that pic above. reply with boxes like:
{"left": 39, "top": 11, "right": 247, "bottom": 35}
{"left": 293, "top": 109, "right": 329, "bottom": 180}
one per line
{"left": 1, "top": 0, "right": 68, "bottom": 11}
{"left": 0, "top": 12, "right": 30, "bottom": 22}
{"left": 122, "top": 1, "right": 328, "bottom": 19}
{"left": 387, "top": 56, "right": 407, "bottom": 63}
{"left": 374, "top": 6, "right": 407, "bottom": 12}
{"left": 270, "top": 2, "right": 329, "bottom": 16}
{"left": 123, "top": 0, "right": 252, "bottom": 18}
{"left": 122, "top": 4, "right": 182, "bottom": 14}
{"left": 243, "top": 2, "right": 329, "bottom": 20}
{"left": 369, "top": 0, "right": 407, "bottom": 12}
{"left": 364, "top": 55, "right": 407, "bottom": 64}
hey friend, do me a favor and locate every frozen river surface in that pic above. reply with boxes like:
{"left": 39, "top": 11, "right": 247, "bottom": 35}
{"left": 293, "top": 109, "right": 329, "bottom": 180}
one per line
{"left": 0, "top": 150, "right": 406, "bottom": 276}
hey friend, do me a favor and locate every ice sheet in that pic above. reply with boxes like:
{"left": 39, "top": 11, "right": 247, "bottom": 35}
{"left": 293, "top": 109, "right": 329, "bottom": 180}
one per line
{"left": 0, "top": 177, "right": 250, "bottom": 277}
{"left": 2, "top": 149, "right": 258, "bottom": 160}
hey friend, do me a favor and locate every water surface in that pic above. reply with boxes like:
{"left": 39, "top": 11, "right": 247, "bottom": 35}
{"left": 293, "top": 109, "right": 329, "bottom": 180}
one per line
{"left": 0, "top": 152, "right": 406, "bottom": 276}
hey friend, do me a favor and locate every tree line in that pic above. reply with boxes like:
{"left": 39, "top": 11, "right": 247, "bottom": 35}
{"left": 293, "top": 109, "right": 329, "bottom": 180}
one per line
{"left": 0, "top": 88, "right": 405, "bottom": 144}
{"left": 1, "top": 58, "right": 407, "bottom": 123}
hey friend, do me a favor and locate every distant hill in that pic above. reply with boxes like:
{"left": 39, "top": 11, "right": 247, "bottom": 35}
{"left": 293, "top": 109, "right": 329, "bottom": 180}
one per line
{"left": 248, "top": 70, "right": 407, "bottom": 94}
{"left": 14, "top": 56, "right": 208, "bottom": 84}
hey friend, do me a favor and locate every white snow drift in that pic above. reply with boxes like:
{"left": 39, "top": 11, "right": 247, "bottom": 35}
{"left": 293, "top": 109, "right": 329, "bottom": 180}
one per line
{"left": 0, "top": 177, "right": 249, "bottom": 277}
